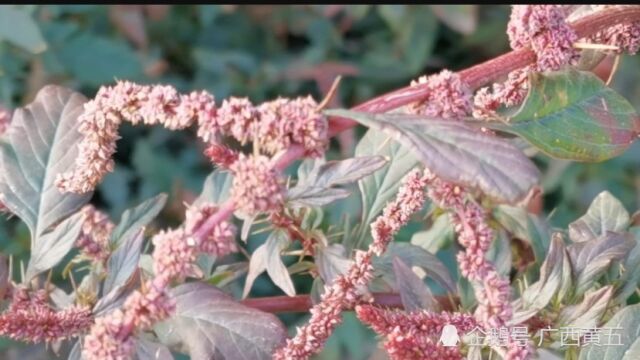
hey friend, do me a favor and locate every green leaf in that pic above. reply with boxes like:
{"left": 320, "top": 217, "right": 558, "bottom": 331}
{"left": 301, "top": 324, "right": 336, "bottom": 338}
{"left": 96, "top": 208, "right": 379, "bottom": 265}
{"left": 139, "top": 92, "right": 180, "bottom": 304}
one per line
{"left": 493, "top": 205, "right": 551, "bottom": 264}
{"left": 109, "top": 194, "right": 167, "bottom": 247}
{"left": 331, "top": 109, "right": 540, "bottom": 204}
{"left": 0, "top": 5, "right": 47, "bottom": 53}
{"left": 25, "top": 211, "right": 85, "bottom": 280}
{"left": 0, "top": 85, "right": 91, "bottom": 240}
{"left": 354, "top": 128, "right": 420, "bottom": 246}
{"left": 511, "top": 235, "right": 571, "bottom": 325}
{"left": 487, "top": 230, "right": 512, "bottom": 277}
{"left": 411, "top": 213, "right": 455, "bottom": 254}
{"left": 567, "top": 232, "right": 635, "bottom": 296}
{"left": 307, "top": 156, "right": 388, "bottom": 188}
{"left": 158, "top": 282, "right": 286, "bottom": 360}
{"left": 579, "top": 304, "right": 640, "bottom": 360}
{"left": 568, "top": 191, "right": 630, "bottom": 242}
{"left": 242, "top": 230, "right": 295, "bottom": 298}
{"left": 374, "top": 243, "right": 456, "bottom": 294}
{"left": 103, "top": 229, "right": 144, "bottom": 295}
{"left": 57, "top": 33, "right": 142, "bottom": 86}
{"left": 502, "top": 70, "right": 640, "bottom": 162}
{"left": 287, "top": 156, "right": 388, "bottom": 208}
{"left": 557, "top": 286, "right": 612, "bottom": 329}
{"left": 135, "top": 338, "right": 174, "bottom": 360}
{"left": 0, "top": 86, "right": 92, "bottom": 278}
{"left": 315, "top": 243, "right": 352, "bottom": 285}
{"left": 287, "top": 187, "right": 352, "bottom": 208}
{"left": 392, "top": 257, "right": 439, "bottom": 311}
{"left": 195, "top": 169, "right": 233, "bottom": 206}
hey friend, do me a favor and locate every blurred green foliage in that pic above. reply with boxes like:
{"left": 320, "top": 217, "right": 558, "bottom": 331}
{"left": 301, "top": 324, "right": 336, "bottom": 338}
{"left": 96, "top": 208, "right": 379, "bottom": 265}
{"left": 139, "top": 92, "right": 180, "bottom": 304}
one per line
{"left": 1, "top": 4, "right": 640, "bottom": 359}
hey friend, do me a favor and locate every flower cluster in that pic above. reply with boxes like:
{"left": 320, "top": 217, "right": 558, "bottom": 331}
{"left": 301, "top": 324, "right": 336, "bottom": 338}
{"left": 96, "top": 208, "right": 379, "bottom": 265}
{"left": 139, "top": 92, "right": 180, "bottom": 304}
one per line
{"left": 424, "top": 172, "right": 532, "bottom": 359}
{"left": 370, "top": 168, "right": 430, "bottom": 255}
{"left": 274, "top": 251, "right": 374, "bottom": 360}
{"left": 257, "top": 96, "right": 328, "bottom": 157}
{"left": 424, "top": 170, "right": 511, "bottom": 327}
{"left": 356, "top": 305, "right": 478, "bottom": 360}
{"left": 473, "top": 67, "right": 531, "bottom": 119}
{"left": 57, "top": 80, "right": 328, "bottom": 194}
{"left": 507, "top": 5, "right": 579, "bottom": 71}
{"left": 197, "top": 95, "right": 329, "bottom": 158}
{"left": 83, "top": 202, "right": 237, "bottom": 360}
{"left": 475, "top": 5, "right": 578, "bottom": 119}
{"left": 75, "top": 205, "right": 115, "bottom": 262}
{"left": 587, "top": 5, "right": 640, "bottom": 55}
{"left": 408, "top": 70, "right": 473, "bottom": 119}
{"left": 56, "top": 81, "right": 211, "bottom": 194}
{"left": 0, "top": 287, "right": 92, "bottom": 344}
{"left": 230, "top": 154, "right": 285, "bottom": 216}
{"left": 275, "top": 170, "right": 429, "bottom": 360}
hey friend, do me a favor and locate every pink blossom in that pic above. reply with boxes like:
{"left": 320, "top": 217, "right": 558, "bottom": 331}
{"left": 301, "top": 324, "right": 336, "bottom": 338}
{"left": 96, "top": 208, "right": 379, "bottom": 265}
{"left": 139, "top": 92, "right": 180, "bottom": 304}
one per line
{"left": 474, "top": 6, "right": 578, "bottom": 119}
{"left": 0, "top": 287, "right": 92, "bottom": 344}
{"left": 75, "top": 205, "right": 115, "bottom": 262}
{"left": 507, "top": 5, "right": 578, "bottom": 71}
{"left": 274, "top": 250, "right": 374, "bottom": 360}
{"left": 408, "top": 70, "right": 472, "bottom": 119}
{"left": 151, "top": 228, "right": 200, "bottom": 281}
{"left": 356, "top": 305, "right": 477, "bottom": 360}
{"left": 257, "top": 96, "right": 328, "bottom": 157}
{"left": 185, "top": 202, "right": 238, "bottom": 256}
{"left": 229, "top": 154, "right": 284, "bottom": 216}
{"left": 587, "top": 6, "right": 640, "bottom": 55}
{"left": 371, "top": 168, "right": 429, "bottom": 255}
{"left": 473, "top": 67, "right": 530, "bottom": 119}
{"left": 56, "top": 81, "right": 214, "bottom": 194}
{"left": 216, "top": 97, "right": 260, "bottom": 144}
{"left": 274, "top": 170, "right": 428, "bottom": 360}
{"left": 123, "top": 284, "right": 175, "bottom": 330}
{"left": 425, "top": 169, "right": 513, "bottom": 328}
{"left": 82, "top": 309, "right": 135, "bottom": 360}
{"left": 204, "top": 143, "right": 239, "bottom": 168}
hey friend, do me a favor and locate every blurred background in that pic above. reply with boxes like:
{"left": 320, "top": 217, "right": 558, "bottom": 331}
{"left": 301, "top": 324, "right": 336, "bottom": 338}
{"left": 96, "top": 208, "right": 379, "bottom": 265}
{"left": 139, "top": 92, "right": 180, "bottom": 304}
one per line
{"left": 0, "top": 4, "right": 639, "bottom": 359}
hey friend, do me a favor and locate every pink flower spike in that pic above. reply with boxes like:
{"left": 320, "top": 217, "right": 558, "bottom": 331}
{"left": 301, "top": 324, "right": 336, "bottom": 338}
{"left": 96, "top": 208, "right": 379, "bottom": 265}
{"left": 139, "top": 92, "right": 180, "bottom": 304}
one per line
{"left": 408, "top": 70, "right": 472, "bottom": 119}
{"left": 229, "top": 154, "right": 285, "bottom": 216}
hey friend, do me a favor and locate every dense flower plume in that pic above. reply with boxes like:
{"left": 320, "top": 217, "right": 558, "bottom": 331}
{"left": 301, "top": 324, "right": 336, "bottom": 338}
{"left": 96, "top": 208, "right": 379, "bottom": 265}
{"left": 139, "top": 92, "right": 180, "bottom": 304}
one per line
{"left": 257, "top": 96, "right": 328, "bottom": 157}
{"left": 408, "top": 70, "right": 472, "bottom": 118}
{"left": 56, "top": 81, "right": 328, "bottom": 194}
{"left": 55, "top": 81, "right": 204, "bottom": 194}
{"left": 83, "top": 202, "right": 237, "bottom": 360}
{"left": 475, "top": 5, "right": 578, "bottom": 118}
{"left": 230, "top": 154, "right": 285, "bottom": 216}
{"left": 0, "top": 287, "right": 92, "bottom": 343}
{"left": 275, "top": 169, "right": 429, "bottom": 359}
{"left": 356, "top": 305, "right": 477, "bottom": 360}
{"left": 507, "top": 5, "right": 579, "bottom": 71}
{"left": 425, "top": 171, "right": 530, "bottom": 358}
{"left": 588, "top": 5, "right": 640, "bottom": 55}
{"left": 75, "top": 205, "right": 115, "bottom": 262}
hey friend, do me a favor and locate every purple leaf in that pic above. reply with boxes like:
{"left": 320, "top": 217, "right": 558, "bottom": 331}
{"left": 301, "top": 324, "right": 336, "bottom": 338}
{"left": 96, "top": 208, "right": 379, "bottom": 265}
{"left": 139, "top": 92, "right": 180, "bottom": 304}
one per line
{"left": 328, "top": 109, "right": 540, "bottom": 204}
{"left": 161, "top": 282, "right": 287, "bottom": 360}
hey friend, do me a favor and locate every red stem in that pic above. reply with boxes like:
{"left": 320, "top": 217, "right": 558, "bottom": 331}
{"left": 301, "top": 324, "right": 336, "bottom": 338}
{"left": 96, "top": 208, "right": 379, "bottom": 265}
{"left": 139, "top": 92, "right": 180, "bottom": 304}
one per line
{"left": 240, "top": 292, "right": 456, "bottom": 313}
